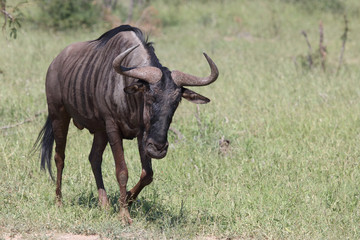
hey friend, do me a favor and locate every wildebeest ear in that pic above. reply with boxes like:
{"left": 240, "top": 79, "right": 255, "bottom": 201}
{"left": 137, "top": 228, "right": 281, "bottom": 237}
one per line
{"left": 124, "top": 82, "right": 146, "bottom": 94}
{"left": 182, "top": 88, "right": 210, "bottom": 104}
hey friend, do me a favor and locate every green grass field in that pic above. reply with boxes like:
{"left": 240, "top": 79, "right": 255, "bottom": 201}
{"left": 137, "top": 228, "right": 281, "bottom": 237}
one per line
{"left": 1, "top": 0, "right": 360, "bottom": 239}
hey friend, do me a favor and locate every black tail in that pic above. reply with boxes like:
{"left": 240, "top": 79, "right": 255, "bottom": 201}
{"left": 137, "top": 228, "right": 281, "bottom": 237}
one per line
{"left": 33, "top": 116, "right": 55, "bottom": 180}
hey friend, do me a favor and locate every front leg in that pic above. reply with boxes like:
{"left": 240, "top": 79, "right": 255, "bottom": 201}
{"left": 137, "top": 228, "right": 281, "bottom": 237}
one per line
{"left": 106, "top": 122, "right": 132, "bottom": 225}
{"left": 126, "top": 134, "right": 153, "bottom": 206}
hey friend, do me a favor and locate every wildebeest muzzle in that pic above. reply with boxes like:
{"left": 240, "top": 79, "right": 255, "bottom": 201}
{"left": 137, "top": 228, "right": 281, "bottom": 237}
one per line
{"left": 145, "top": 138, "right": 169, "bottom": 159}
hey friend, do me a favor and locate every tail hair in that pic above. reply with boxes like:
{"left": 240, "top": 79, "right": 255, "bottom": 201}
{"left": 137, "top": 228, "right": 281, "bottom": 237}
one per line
{"left": 32, "top": 116, "right": 55, "bottom": 181}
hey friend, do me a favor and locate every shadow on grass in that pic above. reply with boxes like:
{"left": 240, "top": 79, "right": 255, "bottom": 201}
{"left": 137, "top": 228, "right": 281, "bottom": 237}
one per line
{"left": 132, "top": 198, "right": 187, "bottom": 227}
{"left": 71, "top": 190, "right": 99, "bottom": 209}
{"left": 110, "top": 190, "right": 189, "bottom": 228}
{"left": 70, "top": 189, "right": 216, "bottom": 228}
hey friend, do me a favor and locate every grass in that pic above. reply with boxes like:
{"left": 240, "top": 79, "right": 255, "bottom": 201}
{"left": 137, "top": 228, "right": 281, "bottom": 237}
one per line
{"left": 1, "top": 0, "right": 360, "bottom": 239}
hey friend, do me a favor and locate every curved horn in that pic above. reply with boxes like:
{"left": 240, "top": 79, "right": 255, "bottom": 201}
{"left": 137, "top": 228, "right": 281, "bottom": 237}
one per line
{"left": 171, "top": 53, "right": 219, "bottom": 87}
{"left": 113, "top": 45, "right": 162, "bottom": 84}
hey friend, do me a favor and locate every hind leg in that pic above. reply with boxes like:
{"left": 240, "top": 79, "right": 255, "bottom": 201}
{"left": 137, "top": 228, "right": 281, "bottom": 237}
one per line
{"left": 89, "top": 131, "right": 109, "bottom": 208}
{"left": 49, "top": 106, "right": 70, "bottom": 206}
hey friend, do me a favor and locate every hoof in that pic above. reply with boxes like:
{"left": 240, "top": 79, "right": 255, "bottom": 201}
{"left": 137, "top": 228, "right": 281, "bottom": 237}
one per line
{"left": 55, "top": 194, "right": 62, "bottom": 207}
{"left": 119, "top": 208, "right": 133, "bottom": 225}
{"left": 56, "top": 197, "right": 62, "bottom": 207}
{"left": 98, "top": 189, "right": 109, "bottom": 209}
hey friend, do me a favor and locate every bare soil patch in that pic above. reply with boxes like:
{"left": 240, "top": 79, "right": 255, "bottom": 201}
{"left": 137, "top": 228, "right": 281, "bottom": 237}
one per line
{"left": 1, "top": 232, "right": 110, "bottom": 240}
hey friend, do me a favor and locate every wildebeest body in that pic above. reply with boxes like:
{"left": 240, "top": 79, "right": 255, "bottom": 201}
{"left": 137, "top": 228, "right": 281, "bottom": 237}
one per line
{"left": 35, "top": 25, "right": 218, "bottom": 224}
{"left": 48, "top": 29, "right": 149, "bottom": 136}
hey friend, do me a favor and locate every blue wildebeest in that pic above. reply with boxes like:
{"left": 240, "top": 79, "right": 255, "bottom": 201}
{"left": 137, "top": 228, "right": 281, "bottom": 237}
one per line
{"left": 34, "top": 25, "right": 218, "bottom": 224}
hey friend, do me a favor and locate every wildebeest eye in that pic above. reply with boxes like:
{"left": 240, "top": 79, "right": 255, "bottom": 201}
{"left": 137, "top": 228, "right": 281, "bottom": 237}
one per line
{"left": 124, "top": 82, "right": 146, "bottom": 94}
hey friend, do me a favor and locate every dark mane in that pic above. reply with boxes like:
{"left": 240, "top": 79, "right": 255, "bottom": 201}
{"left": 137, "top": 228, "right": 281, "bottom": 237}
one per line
{"left": 93, "top": 25, "right": 161, "bottom": 67}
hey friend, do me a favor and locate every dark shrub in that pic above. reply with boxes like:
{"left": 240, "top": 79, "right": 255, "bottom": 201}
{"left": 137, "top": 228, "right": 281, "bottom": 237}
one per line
{"left": 38, "top": 0, "right": 102, "bottom": 30}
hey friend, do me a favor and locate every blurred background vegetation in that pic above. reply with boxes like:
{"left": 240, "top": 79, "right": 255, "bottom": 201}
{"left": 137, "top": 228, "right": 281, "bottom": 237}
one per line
{"left": 2, "top": 0, "right": 359, "bottom": 73}
{"left": 2, "top": 0, "right": 359, "bottom": 31}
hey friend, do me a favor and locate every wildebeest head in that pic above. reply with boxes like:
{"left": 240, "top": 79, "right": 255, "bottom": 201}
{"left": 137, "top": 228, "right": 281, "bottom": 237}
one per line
{"left": 113, "top": 45, "right": 219, "bottom": 159}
